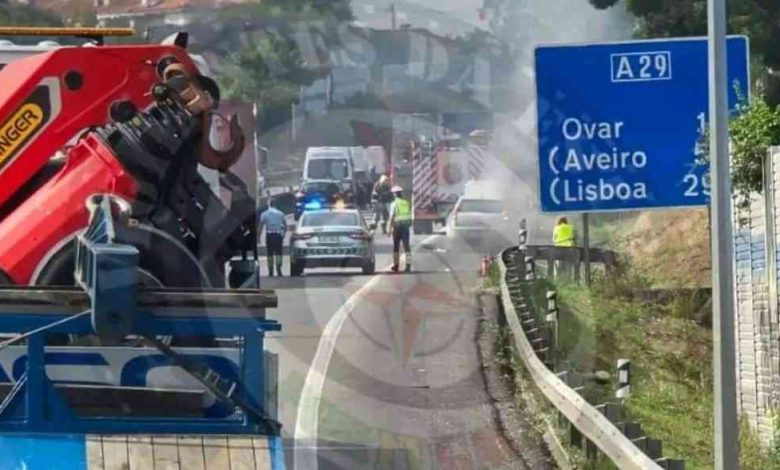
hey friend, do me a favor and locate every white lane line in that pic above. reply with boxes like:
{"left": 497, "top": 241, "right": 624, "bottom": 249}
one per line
{"left": 293, "top": 271, "right": 385, "bottom": 469}
{"left": 292, "top": 233, "right": 440, "bottom": 469}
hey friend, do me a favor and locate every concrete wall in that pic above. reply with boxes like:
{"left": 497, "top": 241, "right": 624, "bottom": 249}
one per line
{"left": 733, "top": 146, "right": 780, "bottom": 446}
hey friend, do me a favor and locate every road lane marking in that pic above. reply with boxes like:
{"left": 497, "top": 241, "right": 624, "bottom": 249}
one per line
{"left": 293, "top": 269, "right": 385, "bottom": 469}
{"left": 292, "top": 233, "right": 438, "bottom": 469}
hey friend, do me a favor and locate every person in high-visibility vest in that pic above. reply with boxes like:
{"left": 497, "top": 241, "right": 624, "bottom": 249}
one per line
{"left": 552, "top": 216, "right": 575, "bottom": 279}
{"left": 553, "top": 216, "right": 575, "bottom": 247}
{"left": 387, "top": 185, "right": 412, "bottom": 272}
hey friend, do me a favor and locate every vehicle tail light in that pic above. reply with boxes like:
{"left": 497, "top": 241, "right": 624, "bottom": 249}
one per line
{"left": 292, "top": 233, "right": 314, "bottom": 241}
{"left": 349, "top": 232, "right": 371, "bottom": 240}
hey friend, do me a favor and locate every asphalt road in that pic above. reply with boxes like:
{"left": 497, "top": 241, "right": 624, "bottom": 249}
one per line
{"left": 260, "top": 231, "right": 524, "bottom": 469}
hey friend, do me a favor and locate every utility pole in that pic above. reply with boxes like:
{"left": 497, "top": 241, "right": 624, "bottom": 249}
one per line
{"left": 390, "top": 3, "right": 396, "bottom": 30}
{"left": 708, "top": 0, "right": 739, "bottom": 468}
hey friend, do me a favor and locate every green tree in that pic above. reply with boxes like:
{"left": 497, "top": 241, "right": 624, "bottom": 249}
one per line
{"left": 217, "top": 0, "right": 352, "bottom": 131}
{"left": 0, "top": 3, "right": 61, "bottom": 25}
{"left": 722, "top": 96, "right": 780, "bottom": 211}
{"left": 220, "top": 32, "right": 320, "bottom": 130}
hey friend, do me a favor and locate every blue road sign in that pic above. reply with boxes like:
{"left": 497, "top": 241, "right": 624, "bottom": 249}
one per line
{"left": 535, "top": 36, "right": 749, "bottom": 212}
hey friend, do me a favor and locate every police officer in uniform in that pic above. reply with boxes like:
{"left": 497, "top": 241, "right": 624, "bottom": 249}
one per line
{"left": 259, "top": 198, "right": 287, "bottom": 276}
{"left": 387, "top": 185, "right": 412, "bottom": 272}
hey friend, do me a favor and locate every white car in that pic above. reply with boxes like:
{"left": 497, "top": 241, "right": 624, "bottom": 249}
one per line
{"left": 445, "top": 197, "right": 512, "bottom": 251}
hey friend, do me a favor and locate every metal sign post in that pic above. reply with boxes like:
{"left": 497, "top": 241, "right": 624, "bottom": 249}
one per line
{"left": 708, "top": 0, "right": 739, "bottom": 468}
{"left": 582, "top": 213, "right": 591, "bottom": 287}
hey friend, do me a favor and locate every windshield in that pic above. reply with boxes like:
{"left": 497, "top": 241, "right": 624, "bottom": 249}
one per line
{"left": 458, "top": 200, "right": 504, "bottom": 213}
{"left": 303, "top": 182, "right": 340, "bottom": 195}
{"left": 307, "top": 158, "right": 349, "bottom": 180}
{"left": 300, "top": 212, "right": 359, "bottom": 227}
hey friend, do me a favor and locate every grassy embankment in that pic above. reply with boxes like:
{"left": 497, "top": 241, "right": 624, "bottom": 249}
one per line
{"left": 491, "top": 208, "right": 779, "bottom": 469}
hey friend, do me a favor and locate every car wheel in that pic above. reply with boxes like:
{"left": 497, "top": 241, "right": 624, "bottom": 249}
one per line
{"left": 362, "top": 259, "right": 375, "bottom": 275}
{"left": 291, "top": 260, "right": 304, "bottom": 277}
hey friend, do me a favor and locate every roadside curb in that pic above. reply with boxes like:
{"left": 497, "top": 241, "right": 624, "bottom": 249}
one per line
{"left": 474, "top": 291, "right": 553, "bottom": 470}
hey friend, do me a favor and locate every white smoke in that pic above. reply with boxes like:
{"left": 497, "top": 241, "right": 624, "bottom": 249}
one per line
{"left": 487, "top": 0, "right": 635, "bottom": 241}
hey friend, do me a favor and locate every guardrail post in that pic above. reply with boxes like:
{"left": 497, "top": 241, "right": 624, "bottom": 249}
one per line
{"left": 546, "top": 290, "right": 559, "bottom": 367}
{"left": 585, "top": 439, "right": 599, "bottom": 460}
{"left": 620, "top": 422, "right": 644, "bottom": 439}
{"left": 645, "top": 439, "right": 663, "bottom": 460}
{"left": 514, "top": 252, "right": 527, "bottom": 280}
{"left": 518, "top": 218, "right": 528, "bottom": 248}
{"left": 524, "top": 256, "right": 535, "bottom": 281}
{"left": 570, "top": 424, "right": 583, "bottom": 448}
{"left": 547, "top": 249, "right": 555, "bottom": 278}
{"left": 556, "top": 370, "right": 570, "bottom": 427}
{"left": 616, "top": 359, "right": 631, "bottom": 401}
{"left": 573, "top": 248, "right": 582, "bottom": 283}
{"left": 597, "top": 402, "right": 625, "bottom": 424}
{"left": 656, "top": 458, "right": 686, "bottom": 469}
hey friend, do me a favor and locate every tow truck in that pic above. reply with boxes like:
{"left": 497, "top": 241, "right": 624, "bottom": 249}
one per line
{"left": 0, "top": 26, "right": 282, "bottom": 457}
{"left": 0, "top": 27, "right": 256, "bottom": 289}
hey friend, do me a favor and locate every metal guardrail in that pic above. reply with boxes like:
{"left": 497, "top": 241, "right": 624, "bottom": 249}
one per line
{"left": 498, "top": 246, "right": 664, "bottom": 470}
{"left": 523, "top": 245, "right": 620, "bottom": 282}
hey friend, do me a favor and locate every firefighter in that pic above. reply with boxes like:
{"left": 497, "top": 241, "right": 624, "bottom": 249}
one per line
{"left": 372, "top": 174, "right": 393, "bottom": 234}
{"left": 387, "top": 185, "right": 412, "bottom": 273}
{"left": 258, "top": 198, "right": 287, "bottom": 277}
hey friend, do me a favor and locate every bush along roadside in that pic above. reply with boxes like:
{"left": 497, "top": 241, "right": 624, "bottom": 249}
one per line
{"left": 518, "top": 262, "right": 780, "bottom": 469}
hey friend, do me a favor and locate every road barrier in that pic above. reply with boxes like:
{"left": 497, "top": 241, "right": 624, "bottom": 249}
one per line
{"left": 498, "top": 246, "right": 685, "bottom": 469}
{"left": 522, "top": 245, "right": 620, "bottom": 283}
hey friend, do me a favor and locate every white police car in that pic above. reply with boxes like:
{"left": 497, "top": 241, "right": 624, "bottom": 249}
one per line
{"left": 290, "top": 208, "right": 376, "bottom": 276}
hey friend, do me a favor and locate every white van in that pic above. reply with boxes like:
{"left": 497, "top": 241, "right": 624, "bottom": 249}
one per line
{"left": 302, "top": 147, "right": 355, "bottom": 195}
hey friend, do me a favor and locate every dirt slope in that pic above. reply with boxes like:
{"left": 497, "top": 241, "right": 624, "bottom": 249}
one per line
{"left": 617, "top": 209, "right": 711, "bottom": 288}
